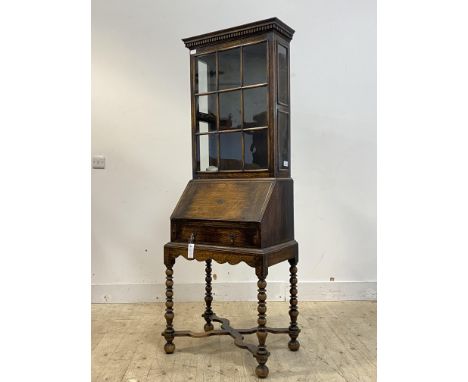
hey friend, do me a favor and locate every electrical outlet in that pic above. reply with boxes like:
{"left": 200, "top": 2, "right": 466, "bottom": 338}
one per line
{"left": 92, "top": 155, "right": 105, "bottom": 169}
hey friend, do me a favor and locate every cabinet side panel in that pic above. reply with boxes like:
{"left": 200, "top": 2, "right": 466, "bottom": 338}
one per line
{"left": 260, "top": 179, "right": 294, "bottom": 247}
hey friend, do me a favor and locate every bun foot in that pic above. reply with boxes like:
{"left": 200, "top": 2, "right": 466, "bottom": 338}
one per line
{"left": 164, "top": 343, "right": 175, "bottom": 354}
{"left": 288, "top": 340, "right": 300, "bottom": 351}
{"left": 255, "top": 364, "right": 269, "bottom": 378}
{"left": 204, "top": 323, "right": 214, "bottom": 332}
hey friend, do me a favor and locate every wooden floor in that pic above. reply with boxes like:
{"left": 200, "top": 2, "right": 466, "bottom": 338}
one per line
{"left": 92, "top": 301, "right": 376, "bottom": 382}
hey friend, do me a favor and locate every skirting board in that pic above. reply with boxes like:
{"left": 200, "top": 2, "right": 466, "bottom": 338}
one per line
{"left": 92, "top": 281, "right": 376, "bottom": 303}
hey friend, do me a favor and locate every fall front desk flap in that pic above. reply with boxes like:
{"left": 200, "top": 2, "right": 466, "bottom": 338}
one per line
{"left": 170, "top": 179, "right": 294, "bottom": 249}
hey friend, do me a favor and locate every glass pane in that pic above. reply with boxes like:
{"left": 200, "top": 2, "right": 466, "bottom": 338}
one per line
{"left": 196, "top": 54, "right": 216, "bottom": 93}
{"left": 219, "top": 90, "right": 241, "bottom": 130}
{"left": 219, "top": 132, "right": 242, "bottom": 170}
{"left": 278, "top": 44, "right": 288, "bottom": 104}
{"left": 244, "top": 129, "right": 268, "bottom": 170}
{"left": 243, "top": 87, "right": 267, "bottom": 128}
{"left": 196, "top": 94, "right": 217, "bottom": 133}
{"left": 243, "top": 42, "right": 267, "bottom": 86}
{"left": 197, "top": 134, "right": 218, "bottom": 172}
{"left": 278, "top": 111, "right": 289, "bottom": 170}
{"left": 218, "top": 48, "right": 240, "bottom": 90}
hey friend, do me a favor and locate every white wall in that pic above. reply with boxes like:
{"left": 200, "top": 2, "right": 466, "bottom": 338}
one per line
{"left": 92, "top": 0, "right": 376, "bottom": 302}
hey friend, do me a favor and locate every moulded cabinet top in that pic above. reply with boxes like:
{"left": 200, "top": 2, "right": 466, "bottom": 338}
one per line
{"left": 171, "top": 179, "right": 276, "bottom": 222}
{"left": 182, "top": 17, "right": 294, "bottom": 50}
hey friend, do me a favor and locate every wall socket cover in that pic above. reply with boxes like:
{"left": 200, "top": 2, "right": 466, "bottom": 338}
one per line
{"left": 92, "top": 155, "right": 105, "bottom": 169}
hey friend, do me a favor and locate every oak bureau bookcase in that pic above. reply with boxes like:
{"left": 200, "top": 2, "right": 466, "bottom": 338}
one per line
{"left": 162, "top": 18, "right": 299, "bottom": 378}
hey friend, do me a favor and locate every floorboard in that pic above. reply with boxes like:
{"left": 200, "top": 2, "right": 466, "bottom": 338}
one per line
{"left": 92, "top": 301, "right": 376, "bottom": 382}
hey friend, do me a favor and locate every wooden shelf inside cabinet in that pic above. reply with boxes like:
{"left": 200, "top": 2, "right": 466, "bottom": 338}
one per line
{"left": 162, "top": 18, "right": 300, "bottom": 379}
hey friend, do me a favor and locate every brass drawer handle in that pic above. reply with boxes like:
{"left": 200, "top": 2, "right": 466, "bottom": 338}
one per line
{"left": 229, "top": 234, "right": 236, "bottom": 245}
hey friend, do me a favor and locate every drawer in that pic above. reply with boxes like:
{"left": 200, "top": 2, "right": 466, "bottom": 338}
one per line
{"left": 171, "top": 220, "right": 260, "bottom": 248}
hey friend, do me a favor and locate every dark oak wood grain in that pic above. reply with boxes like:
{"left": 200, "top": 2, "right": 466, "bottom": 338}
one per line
{"left": 288, "top": 257, "right": 300, "bottom": 351}
{"left": 170, "top": 178, "right": 294, "bottom": 250}
{"left": 186, "top": 21, "right": 292, "bottom": 179}
{"left": 182, "top": 17, "right": 294, "bottom": 50}
{"left": 171, "top": 179, "right": 274, "bottom": 222}
{"left": 163, "top": 18, "right": 298, "bottom": 378}
{"left": 203, "top": 259, "right": 214, "bottom": 331}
